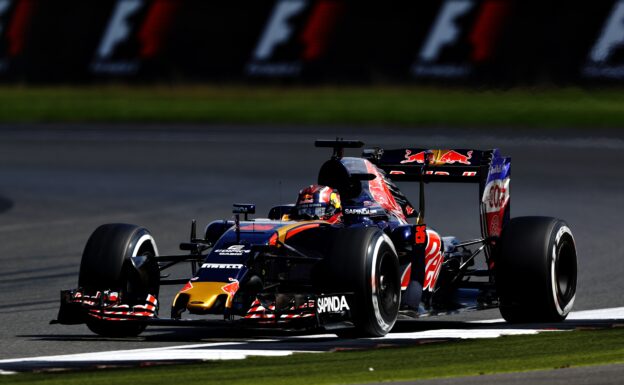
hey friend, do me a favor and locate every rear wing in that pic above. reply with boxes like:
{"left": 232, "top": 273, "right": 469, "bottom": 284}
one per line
{"left": 363, "top": 148, "right": 494, "bottom": 183}
{"left": 364, "top": 147, "right": 511, "bottom": 248}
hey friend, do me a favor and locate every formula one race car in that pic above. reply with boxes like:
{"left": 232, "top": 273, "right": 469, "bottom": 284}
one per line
{"left": 54, "top": 140, "right": 578, "bottom": 337}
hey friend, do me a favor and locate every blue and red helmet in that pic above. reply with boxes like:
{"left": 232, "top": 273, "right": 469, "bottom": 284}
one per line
{"left": 293, "top": 185, "right": 341, "bottom": 221}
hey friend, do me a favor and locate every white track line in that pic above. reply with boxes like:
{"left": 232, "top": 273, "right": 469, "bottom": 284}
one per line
{"left": 567, "top": 306, "right": 624, "bottom": 320}
{"left": 475, "top": 306, "right": 624, "bottom": 324}
{"left": 1, "top": 306, "right": 622, "bottom": 367}
{"left": 378, "top": 328, "right": 547, "bottom": 340}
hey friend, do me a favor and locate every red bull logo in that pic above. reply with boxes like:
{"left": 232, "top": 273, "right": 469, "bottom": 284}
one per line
{"left": 400, "top": 150, "right": 427, "bottom": 164}
{"left": 298, "top": 193, "right": 313, "bottom": 204}
{"left": 221, "top": 278, "right": 239, "bottom": 297}
{"left": 400, "top": 149, "right": 472, "bottom": 165}
{"left": 180, "top": 281, "right": 193, "bottom": 292}
{"left": 438, "top": 150, "right": 473, "bottom": 165}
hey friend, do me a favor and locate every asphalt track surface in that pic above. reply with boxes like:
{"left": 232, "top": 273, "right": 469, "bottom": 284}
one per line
{"left": 0, "top": 124, "right": 623, "bottom": 378}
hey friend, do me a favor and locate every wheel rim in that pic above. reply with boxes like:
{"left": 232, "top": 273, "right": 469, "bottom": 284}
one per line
{"left": 124, "top": 250, "right": 158, "bottom": 304}
{"left": 377, "top": 251, "right": 399, "bottom": 322}
{"left": 555, "top": 235, "right": 577, "bottom": 306}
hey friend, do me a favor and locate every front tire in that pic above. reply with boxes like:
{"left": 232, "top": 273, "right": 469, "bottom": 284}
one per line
{"left": 326, "top": 227, "right": 400, "bottom": 337}
{"left": 496, "top": 217, "right": 577, "bottom": 323}
{"left": 79, "top": 223, "right": 160, "bottom": 337}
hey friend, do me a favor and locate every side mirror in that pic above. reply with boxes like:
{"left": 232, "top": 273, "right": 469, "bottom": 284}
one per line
{"left": 268, "top": 204, "right": 294, "bottom": 220}
{"left": 233, "top": 203, "right": 255, "bottom": 221}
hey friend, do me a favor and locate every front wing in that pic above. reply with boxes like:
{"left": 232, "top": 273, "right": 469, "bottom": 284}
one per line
{"left": 54, "top": 289, "right": 356, "bottom": 331}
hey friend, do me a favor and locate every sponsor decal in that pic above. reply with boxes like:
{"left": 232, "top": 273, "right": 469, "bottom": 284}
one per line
{"left": 401, "top": 263, "right": 412, "bottom": 290}
{"left": 481, "top": 176, "right": 509, "bottom": 237}
{"left": 400, "top": 150, "right": 427, "bottom": 164}
{"left": 214, "top": 245, "right": 251, "bottom": 256}
{"left": 180, "top": 281, "right": 193, "bottom": 292}
{"left": 482, "top": 177, "right": 510, "bottom": 213}
{"left": 489, "top": 163, "right": 504, "bottom": 175}
{"left": 400, "top": 149, "right": 472, "bottom": 166}
{"left": 462, "top": 171, "right": 477, "bottom": 177}
{"left": 365, "top": 160, "right": 407, "bottom": 224}
{"left": 415, "top": 225, "right": 427, "bottom": 245}
{"left": 584, "top": 0, "right": 624, "bottom": 79}
{"left": 488, "top": 213, "right": 500, "bottom": 236}
{"left": 221, "top": 278, "right": 239, "bottom": 297}
{"left": 239, "top": 224, "right": 276, "bottom": 231}
{"left": 317, "top": 295, "right": 350, "bottom": 314}
{"left": 298, "top": 193, "right": 314, "bottom": 204}
{"left": 438, "top": 150, "right": 473, "bottom": 165}
{"left": 246, "top": 0, "right": 345, "bottom": 77}
{"left": 412, "top": 0, "right": 512, "bottom": 79}
{"left": 268, "top": 232, "right": 278, "bottom": 246}
{"left": 201, "top": 263, "right": 244, "bottom": 269}
{"left": 344, "top": 207, "right": 370, "bottom": 215}
{"left": 423, "top": 230, "right": 443, "bottom": 291}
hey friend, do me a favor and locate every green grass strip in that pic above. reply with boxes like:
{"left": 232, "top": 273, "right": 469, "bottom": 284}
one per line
{"left": 0, "top": 86, "right": 624, "bottom": 128}
{"left": 2, "top": 328, "right": 624, "bottom": 385}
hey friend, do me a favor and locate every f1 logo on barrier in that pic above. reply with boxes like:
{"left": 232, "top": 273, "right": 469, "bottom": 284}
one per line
{"left": 412, "top": 0, "right": 513, "bottom": 79}
{"left": 584, "top": 0, "right": 624, "bottom": 79}
{"left": 92, "top": 0, "right": 179, "bottom": 75}
{"left": 0, "top": 0, "right": 37, "bottom": 73}
{"left": 419, "top": 0, "right": 475, "bottom": 63}
{"left": 96, "top": 0, "right": 143, "bottom": 61}
{"left": 247, "top": 0, "right": 345, "bottom": 77}
{"left": 0, "top": 0, "right": 10, "bottom": 36}
{"left": 0, "top": 0, "right": 11, "bottom": 72}
{"left": 253, "top": 0, "right": 306, "bottom": 62}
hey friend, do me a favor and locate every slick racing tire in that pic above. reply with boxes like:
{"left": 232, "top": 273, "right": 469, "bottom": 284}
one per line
{"left": 326, "top": 227, "right": 400, "bottom": 337}
{"left": 79, "top": 223, "right": 160, "bottom": 337}
{"left": 495, "top": 217, "right": 577, "bottom": 323}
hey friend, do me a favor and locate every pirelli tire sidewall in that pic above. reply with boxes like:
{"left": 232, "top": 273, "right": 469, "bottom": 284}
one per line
{"left": 78, "top": 223, "right": 160, "bottom": 337}
{"left": 495, "top": 216, "right": 577, "bottom": 323}
{"left": 326, "top": 227, "right": 401, "bottom": 337}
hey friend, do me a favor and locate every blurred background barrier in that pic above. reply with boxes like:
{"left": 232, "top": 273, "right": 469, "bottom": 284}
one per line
{"left": 0, "top": 0, "right": 623, "bottom": 85}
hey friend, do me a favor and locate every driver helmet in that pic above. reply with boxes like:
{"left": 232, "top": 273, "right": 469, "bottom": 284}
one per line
{"left": 292, "top": 185, "right": 341, "bottom": 221}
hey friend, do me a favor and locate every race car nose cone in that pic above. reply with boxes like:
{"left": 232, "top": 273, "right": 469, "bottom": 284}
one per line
{"left": 176, "top": 282, "right": 228, "bottom": 314}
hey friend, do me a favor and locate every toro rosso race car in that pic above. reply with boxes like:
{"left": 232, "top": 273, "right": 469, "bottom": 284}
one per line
{"left": 54, "top": 140, "right": 578, "bottom": 337}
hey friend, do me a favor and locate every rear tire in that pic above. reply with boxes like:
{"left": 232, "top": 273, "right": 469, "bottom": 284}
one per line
{"left": 79, "top": 223, "right": 160, "bottom": 337}
{"left": 326, "top": 227, "right": 400, "bottom": 337}
{"left": 496, "top": 217, "right": 577, "bottom": 323}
